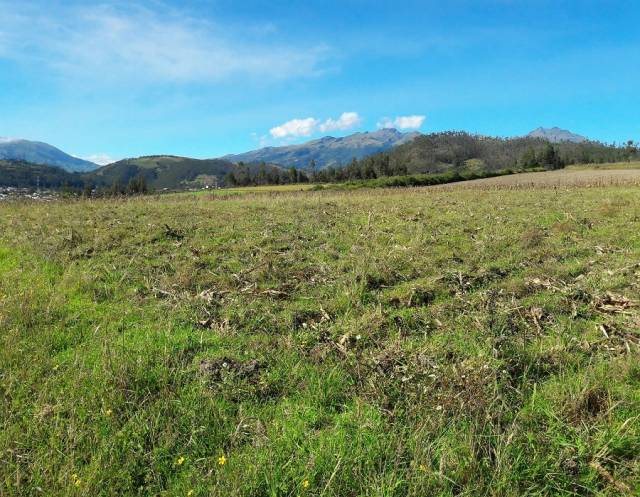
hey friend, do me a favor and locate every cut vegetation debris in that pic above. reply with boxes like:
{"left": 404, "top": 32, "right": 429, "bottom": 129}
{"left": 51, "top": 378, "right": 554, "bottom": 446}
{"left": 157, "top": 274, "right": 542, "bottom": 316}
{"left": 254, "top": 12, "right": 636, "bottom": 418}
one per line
{"left": 1, "top": 177, "right": 639, "bottom": 496}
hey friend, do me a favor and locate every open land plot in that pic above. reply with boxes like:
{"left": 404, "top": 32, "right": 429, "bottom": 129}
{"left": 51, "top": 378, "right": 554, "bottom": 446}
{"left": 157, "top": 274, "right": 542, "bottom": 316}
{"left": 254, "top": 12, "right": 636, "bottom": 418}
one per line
{"left": 566, "top": 161, "right": 640, "bottom": 171}
{"left": 0, "top": 181, "right": 639, "bottom": 496}
{"left": 434, "top": 167, "right": 640, "bottom": 190}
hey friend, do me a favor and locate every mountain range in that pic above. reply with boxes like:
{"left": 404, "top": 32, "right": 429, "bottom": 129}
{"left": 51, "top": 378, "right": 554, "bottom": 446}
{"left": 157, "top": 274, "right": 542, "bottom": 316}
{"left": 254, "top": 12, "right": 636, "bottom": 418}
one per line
{"left": 1, "top": 126, "right": 608, "bottom": 191}
{"left": 0, "top": 127, "right": 589, "bottom": 175}
{"left": 224, "top": 128, "right": 421, "bottom": 168}
{"left": 0, "top": 138, "right": 98, "bottom": 172}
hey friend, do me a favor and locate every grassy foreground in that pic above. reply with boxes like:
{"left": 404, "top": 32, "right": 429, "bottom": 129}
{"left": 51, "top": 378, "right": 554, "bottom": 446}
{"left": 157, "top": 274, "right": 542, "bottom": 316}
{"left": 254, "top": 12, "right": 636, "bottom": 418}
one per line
{"left": 1, "top": 185, "right": 639, "bottom": 496}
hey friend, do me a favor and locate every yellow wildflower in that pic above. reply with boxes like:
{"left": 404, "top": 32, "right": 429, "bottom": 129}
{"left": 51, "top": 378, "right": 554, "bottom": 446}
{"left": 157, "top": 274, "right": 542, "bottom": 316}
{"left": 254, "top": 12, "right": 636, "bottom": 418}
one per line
{"left": 176, "top": 456, "right": 185, "bottom": 466}
{"left": 105, "top": 409, "right": 113, "bottom": 416}
{"left": 187, "top": 490, "right": 194, "bottom": 497}
{"left": 71, "top": 473, "right": 81, "bottom": 487}
{"left": 302, "top": 479, "right": 310, "bottom": 489}
{"left": 217, "top": 454, "right": 226, "bottom": 466}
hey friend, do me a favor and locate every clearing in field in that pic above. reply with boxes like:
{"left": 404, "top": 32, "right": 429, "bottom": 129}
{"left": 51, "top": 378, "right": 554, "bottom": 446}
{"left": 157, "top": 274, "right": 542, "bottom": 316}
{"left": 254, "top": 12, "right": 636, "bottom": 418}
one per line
{"left": 1, "top": 174, "right": 639, "bottom": 496}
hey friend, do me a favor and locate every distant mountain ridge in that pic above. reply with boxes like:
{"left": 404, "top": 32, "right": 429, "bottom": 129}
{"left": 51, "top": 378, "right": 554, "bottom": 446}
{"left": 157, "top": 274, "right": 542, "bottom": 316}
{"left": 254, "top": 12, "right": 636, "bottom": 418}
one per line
{"left": 0, "top": 138, "right": 98, "bottom": 172}
{"left": 223, "top": 128, "right": 421, "bottom": 168}
{"left": 2, "top": 126, "right": 628, "bottom": 191}
{"left": 0, "top": 155, "right": 244, "bottom": 190}
{"left": 527, "top": 127, "right": 587, "bottom": 143}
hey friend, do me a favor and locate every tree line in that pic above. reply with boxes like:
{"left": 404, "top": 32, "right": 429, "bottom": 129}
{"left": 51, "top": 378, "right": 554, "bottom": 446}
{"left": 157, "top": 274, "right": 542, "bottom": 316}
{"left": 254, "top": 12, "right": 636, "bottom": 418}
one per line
{"left": 224, "top": 163, "right": 310, "bottom": 186}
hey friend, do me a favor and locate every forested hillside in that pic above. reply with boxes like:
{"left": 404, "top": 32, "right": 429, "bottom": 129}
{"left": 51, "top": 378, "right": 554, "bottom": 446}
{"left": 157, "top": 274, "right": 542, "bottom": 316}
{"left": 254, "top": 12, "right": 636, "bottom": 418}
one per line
{"left": 312, "top": 132, "right": 639, "bottom": 182}
{"left": 230, "top": 132, "right": 640, "bottom": 184}
{"left": 0, "top": 161, "right": 84, "bottom": 188}
{"left": 91, "top": 156, "right": 237, "bottom": 190}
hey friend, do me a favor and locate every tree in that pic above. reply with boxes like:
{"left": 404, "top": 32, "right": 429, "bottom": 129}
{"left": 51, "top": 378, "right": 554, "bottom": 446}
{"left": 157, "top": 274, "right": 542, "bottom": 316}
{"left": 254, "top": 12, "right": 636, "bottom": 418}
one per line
{"left": 127, "top": 175, "right": 148, "bottom": 194}
{"left": 256, "top": 162, "right": 268, "bottom": 185}
{"left": 520, "top": 147, "right": 538, "bottom": 169}
{"left": 363, "top": 160, "right": 376, "bottom": 179}
{"left": 540, "top": 143, "right": 563, "bottom": 170}
{"left": 267, "top": 168, "right": 281, "bottom": 185}
{"left": 288, "top": 167, "right": 298, "bottom": 184}
{"left": 234, "top": 163, "right": 251, "bottom": 186}
{"left": 110, "top": 179, "right": 124, "bottom": 195}
{"left": 309, "top": 159, "right": 317, "bottom": 181}
{"left": 224, "top": 171, "right": 237, "bottom": 186}
{"left": 626, "top": 140, "right": 638, "bottom": 161}
{"left": 82, "top": 184, "right": 93, "bottom": 198}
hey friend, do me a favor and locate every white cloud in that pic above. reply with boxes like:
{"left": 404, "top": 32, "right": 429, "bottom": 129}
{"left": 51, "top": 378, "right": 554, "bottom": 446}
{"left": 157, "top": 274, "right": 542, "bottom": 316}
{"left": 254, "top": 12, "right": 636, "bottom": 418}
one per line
{"left": 377, "top": 115, "right": 426, "bottom": 130}
{"left": 270, "top": 118, "right": 320, "bottom": 139}
{"left": 270, "top": 112, "right": 361, "bottom": 139}
{"left": 0, "top": 3, "right": 327, "bottom": 84}
{"left": 319, "top": 112, "right": 362, "bottom": 132}
{"left": 80, "top": 154, "right": 117, "bottom": 166}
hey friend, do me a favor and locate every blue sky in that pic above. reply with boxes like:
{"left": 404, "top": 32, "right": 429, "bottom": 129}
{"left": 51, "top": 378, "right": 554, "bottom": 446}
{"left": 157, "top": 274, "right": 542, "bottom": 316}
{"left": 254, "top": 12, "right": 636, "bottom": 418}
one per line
{"left": 1, "top": 0, "right": 639, "bottom": 163}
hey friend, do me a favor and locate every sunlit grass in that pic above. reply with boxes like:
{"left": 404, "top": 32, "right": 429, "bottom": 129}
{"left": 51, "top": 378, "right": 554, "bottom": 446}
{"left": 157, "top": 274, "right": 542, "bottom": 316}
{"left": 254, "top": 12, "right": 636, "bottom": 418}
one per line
{"left": 1, "top": 181, "right": 638, "bottom": 496}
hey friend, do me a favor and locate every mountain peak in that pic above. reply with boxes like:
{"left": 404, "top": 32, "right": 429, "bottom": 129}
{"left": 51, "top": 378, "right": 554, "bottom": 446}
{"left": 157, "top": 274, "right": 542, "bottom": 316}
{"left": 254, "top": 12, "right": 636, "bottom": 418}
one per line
{"left": 371, "top": 127, "right": 400, "bottom": 134}
{"left": 527, "top": 127, "right": 587, "bottom": 143}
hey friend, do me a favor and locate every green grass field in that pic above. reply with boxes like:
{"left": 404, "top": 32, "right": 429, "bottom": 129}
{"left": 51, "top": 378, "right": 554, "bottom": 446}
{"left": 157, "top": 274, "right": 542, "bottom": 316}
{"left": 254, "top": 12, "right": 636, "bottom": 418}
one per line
{"left": 1, "top": 179, "right": 639, "bottom": 496}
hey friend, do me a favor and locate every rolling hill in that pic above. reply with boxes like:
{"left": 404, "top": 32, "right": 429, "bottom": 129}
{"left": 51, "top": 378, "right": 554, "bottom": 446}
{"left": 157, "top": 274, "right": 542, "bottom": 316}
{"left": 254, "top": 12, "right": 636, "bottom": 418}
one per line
{"left": 0, "top": 138, "right": 98, "bottom": 172}
{"left": 89, "top": 156, "right": 241, "bottom": 189}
